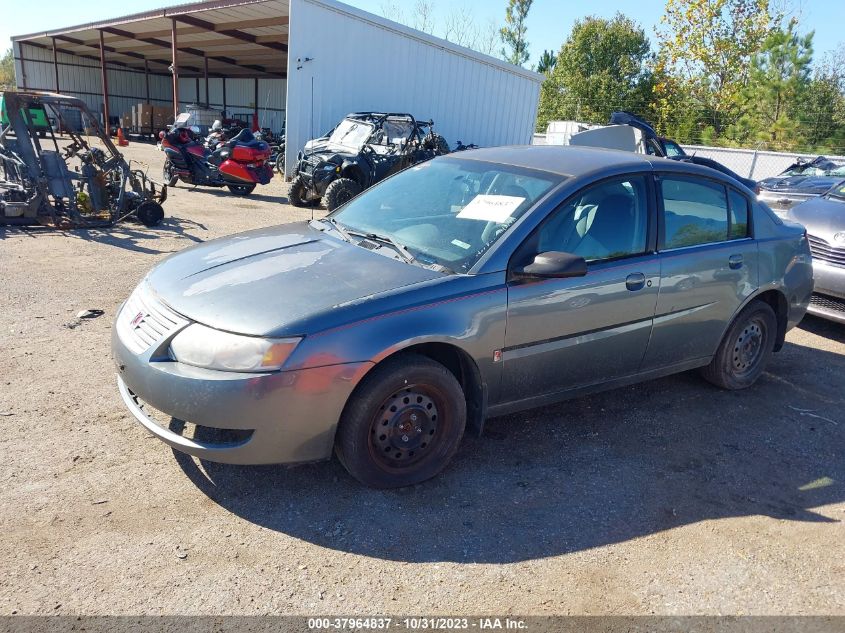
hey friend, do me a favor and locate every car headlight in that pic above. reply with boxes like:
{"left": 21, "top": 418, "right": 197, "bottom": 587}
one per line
{"left": 169, "top": 324, "right": 301, "bottom": 372}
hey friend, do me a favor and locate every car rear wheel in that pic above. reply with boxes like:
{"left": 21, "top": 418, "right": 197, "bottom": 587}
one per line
{"left": 288, "top": 174, "right": 308, "bottom": 207}
{"left": 335, "top": 354, "right": 466, "bottom": 488}
{"left": 700, "top": 300, "right": 777, "bottom": 390}
{"left": 323, "top": 177, "right": 362, "bottom": 211}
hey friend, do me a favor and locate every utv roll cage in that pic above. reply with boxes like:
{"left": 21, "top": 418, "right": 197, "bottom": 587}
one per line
{"left": 0, "top": 90, "right": 166, "bottom": 228}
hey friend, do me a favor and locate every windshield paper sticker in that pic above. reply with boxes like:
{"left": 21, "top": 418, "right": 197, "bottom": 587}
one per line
{"left": 456, "top": 195, "right": 524, "bottom": 223}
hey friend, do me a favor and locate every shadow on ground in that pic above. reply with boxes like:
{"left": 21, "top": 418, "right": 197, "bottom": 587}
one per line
{"left": 173, "top": 338, "right": 844, "bottom": 564}
{"left": 0, "top": 216, "right": 208, "bottom": 254}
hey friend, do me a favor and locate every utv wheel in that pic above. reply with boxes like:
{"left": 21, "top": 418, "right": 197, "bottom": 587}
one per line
{"left": 433, "top": 133, "right": 450, "bottom": 155}
{"left": 227, "top": 183, "right": 256, "bottom": 196}
{"left": 700, "top": 300, "right": 777, "bottom": 390}
{"left": 135, "top": 201, "right": 164, "bottom": 227}
{"left": 335, "top": 354, "right": 466, "bottom": 488}
{"left": 288, "top": 175, "right": 308, "bottom": 207}
{"left": 162, "top": 160, "right": 178, "bottom": 187}
{"left": 323, "top": 178, "right": 362, "bottom": 211}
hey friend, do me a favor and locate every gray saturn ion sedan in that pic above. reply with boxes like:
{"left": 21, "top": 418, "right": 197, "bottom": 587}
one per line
{"left": 113, "top": 146, "right": 813, "bottom": 488}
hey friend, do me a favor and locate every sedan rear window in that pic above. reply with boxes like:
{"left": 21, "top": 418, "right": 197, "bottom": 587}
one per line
{"left": 662, "top": 178, "right": 729, "bottom": 248}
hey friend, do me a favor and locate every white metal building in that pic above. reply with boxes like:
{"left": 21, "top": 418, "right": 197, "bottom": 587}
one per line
{"left": 12, "top": 0, "right": 543, "bottom": 176}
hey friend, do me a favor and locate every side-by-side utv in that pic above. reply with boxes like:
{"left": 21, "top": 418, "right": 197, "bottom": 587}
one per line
{"left": 0, "top": 91, "right": 166, "bottom": 228}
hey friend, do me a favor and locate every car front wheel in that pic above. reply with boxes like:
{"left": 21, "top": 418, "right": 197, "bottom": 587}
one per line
{"left": 323, "top": 177, "right": 362, "bottom": 211}
{"left": 335, "top": 354, "right": 466, "bottom": 488}
{"left": 700, "top": 300, "right": 777, "bottom": 390}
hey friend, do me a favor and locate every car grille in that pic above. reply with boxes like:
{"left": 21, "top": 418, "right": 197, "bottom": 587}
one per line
{"left": 810, "top": 293, "right": 845, "bottom": 315}
{"left": 807, "top": 234, "right": 845, "bottom": 268}
{"left": 117, "top": 283, "right": 187, "bottom": 354}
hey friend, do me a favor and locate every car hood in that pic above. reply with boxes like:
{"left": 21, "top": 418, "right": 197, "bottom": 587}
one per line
{"left": 304, "top": 147, "right": 357, "bottom": 163}
{"left": 146, "top": 222, "right": 441, "bottom": 336}
{"left": 759, "top": 175, "right": 843, "bottom": 195}
{"left": 788, "top": 197, "right": 845, "bottom": 239}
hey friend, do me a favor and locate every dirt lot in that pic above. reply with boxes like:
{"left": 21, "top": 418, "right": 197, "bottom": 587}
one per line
{"left": 0, "top": 140, "right": 843, "bottom": 616}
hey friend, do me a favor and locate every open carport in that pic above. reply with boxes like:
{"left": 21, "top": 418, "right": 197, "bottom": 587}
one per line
{"left": 12, "top": 0, "right": 544, "bottom": 176}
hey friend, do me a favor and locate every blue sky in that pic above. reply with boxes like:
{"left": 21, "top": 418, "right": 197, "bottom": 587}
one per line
{"left": 3, "top": 0, "right": 843, "bottom": 65}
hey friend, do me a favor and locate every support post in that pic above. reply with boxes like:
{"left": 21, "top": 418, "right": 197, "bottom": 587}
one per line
{"left": 98, "top": 30, "right": 110, "bottom": 135}
{"left": 204, "top": 56, "right": 209, "bottom": 107}
{"left": 254, "top": 77, "right": 259, "bottom": 131}
{"left": 222, "top": 77, "right": 227, "bottom": 115}
{"left": 171, "top": 18, "right": 179, "bottom": 120}
{"left": 144, "top": 59, "right": 150, "bottom": 104}
{"left": 51, "top": 37, "right": 60, "bottom": 92}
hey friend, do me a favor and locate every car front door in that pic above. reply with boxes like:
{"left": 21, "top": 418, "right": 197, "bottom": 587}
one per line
{"left": 499, "top": 175, "right": 661, "bottom": 405}
{"left": 640, "top": 175, "right": 758, "bottom": 370}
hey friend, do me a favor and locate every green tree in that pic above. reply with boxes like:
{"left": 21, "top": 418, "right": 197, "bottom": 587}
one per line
{"left": 796, "top": 46, "right": 845, "bottom": 152}
{"left": 733, "top": 20, "right": 813, "bottom": 149}
{"left": 536, "top": 49, "right": 557, "bottom": 75}
{"left": 500, "top": 0, "right": 533, "bottom": 67}
{"left": 655, "top": 0, "right": 774, "bottom": 136}
{"left": 0, "top": 48, "right": 15, "bottom": 90}
{"left": 536, "top": 14, "right": 654, "bottom": 130}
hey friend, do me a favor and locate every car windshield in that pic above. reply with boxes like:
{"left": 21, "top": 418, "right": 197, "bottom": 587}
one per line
{"left": 328, "top": 119, "right": 374, "bottom": 151}
{"left": 329, "top": 158, "right": 560, "bottom": 273}
{"left": 828, "top": 182, "right": 845, "bottom": 200}
{"left": 780, "top": 161, "right": 845, "bottom": 177}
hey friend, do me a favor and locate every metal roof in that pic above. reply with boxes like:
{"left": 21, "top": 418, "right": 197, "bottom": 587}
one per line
{"left": 12, "top": 0, "right": 289, "bottom": 78}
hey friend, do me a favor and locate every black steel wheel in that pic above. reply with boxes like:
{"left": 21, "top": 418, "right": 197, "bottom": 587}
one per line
{"left": 323, "top": 177, "right": 362, "bottom": 211}
{"left": 701, "top": 300, "right": 777, "bottom": 390}
{"left": 335, "top": 354, "right": 466, "bottom": 488}
{"left": 227, "top": 183, "right": 256, "bottom": 196}
{"left": 162, "top": 160, "right": 178, "bottom": 187}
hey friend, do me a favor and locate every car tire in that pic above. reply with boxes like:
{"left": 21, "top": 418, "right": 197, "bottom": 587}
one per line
{"left": 227, "top": 183, "right": 256, "bottom": 196}
{"left": 288, "top": 174, "right": 309, "bottom": 207}
{"left": 432, "top": 133, "right": 450, "bottom": 155}
{"left": 700, "top": 300, "right": 777, "bottom": 390}
{"left": 162, "top": 160, "right": 179, "bottom": 187}
{"left": 275, "top": 149, "right": 285, "bottom": 174}
{"left": 323, "top": 178, "right": 362, "bottom": 211}
{"left": 335, "top": 354, "right": 466, "bottom": 488}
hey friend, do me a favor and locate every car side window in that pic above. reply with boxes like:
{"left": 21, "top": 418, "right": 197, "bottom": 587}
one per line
{"left": 728, "top": 189, "right": 750, "bottom": 240}
{"left": 661, "top": 177, "right": 729, "bottom": 249}
{"left": 535, "top": 176, "right": 650, "bottom": 262}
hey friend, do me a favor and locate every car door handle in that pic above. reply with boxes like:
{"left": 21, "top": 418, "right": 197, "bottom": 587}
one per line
{"left": 729, "top": 254, "right": 744, "bottom": 269}
{"left": 626, "top": 272, "right": 646, "bottom": 291}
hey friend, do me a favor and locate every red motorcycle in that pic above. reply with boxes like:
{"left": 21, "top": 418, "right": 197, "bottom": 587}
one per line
{"left": 160, "top": 127, "right": 273, "bottom": 196}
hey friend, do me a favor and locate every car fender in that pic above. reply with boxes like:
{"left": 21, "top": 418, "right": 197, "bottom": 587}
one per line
{"left": 287, "top": 276, "right": 509, "bottom": 408}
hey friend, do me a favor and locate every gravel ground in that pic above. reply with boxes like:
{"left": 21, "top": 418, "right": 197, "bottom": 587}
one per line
{"left": 0, "top": 140, "right": 842, "bottom": 616}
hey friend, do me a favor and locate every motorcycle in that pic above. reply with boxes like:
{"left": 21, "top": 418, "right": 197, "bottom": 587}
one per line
{"left": 160, "top": 127, "right": 273, "bottom": 196}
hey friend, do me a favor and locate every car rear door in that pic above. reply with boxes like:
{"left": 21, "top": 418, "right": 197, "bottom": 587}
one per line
{"left": 640, "top": 175, "right": 758, "bottom": 370}
{"left": 499, "top": 175, "right": 660, "bottom": 404}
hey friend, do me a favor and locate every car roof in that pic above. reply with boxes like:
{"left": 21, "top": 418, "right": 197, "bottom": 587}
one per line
{"left": 453, "top": 145, "right": 755, "bottom": 192}
{"left": 454, "top": 145, "right": 655, "bottom": 177}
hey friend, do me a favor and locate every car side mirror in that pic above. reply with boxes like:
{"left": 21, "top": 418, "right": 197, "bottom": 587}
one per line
{"left": 513, "top": 251, "right": 587, "bottom": 279}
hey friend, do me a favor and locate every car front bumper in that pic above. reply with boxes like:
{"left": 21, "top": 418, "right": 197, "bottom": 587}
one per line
{"left": 807, "top": 259, "right": 845, "bottom": 324}
{"left": 112, "top": 322, "right": 372, "bottom": 465}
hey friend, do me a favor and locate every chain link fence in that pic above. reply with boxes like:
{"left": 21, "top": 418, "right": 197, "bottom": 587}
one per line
{"left": 532, "top": 133, "right": 845, "bottom": 182}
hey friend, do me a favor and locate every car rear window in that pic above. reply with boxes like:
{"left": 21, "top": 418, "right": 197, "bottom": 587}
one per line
{"left": 661, "top": 177, "right": 729, "bottom": 248}
{"left": 728, "top": 189, "right": 750, "bottom": 240}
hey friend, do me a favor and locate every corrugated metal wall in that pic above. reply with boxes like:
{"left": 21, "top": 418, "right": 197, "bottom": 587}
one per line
{"left": 285, "top": 0, "right": 544, "bottom": 176}
{"left": 13, "top": 41, "right": 286, "bottom": 133}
